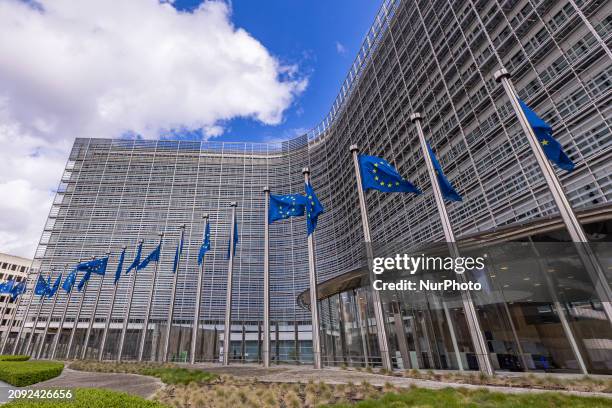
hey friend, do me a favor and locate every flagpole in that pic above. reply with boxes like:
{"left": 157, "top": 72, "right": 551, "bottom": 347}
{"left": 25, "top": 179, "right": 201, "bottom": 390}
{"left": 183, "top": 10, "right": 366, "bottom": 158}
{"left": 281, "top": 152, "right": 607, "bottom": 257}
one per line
{"left": 0, "top": 296, "right": 10, "bottom": 339}
{"left": 24, "top": 271, "right": 52, "bottom": 356}
{"left": 137, "top": 233, "right": 164, "bottom": 362}
{"left": 24, "top": 298, "right": 45, "bottom": 356}
{"left": 99, "top": 246, "right": 126, "bottom": 361}
{"left": 50, "top": 275, "right": 76, "bottom": 360}
{"left": 410, "top": 113, "right": 494, "bottom": 375}
{"left": 302, "top": 168, "right": 322, "bottom": 369}
{"left": 191, "top": 216, "right": 208, "bottom": 364}
{"left": 118, "top": 240, "right": 143, "bottom": 362}
{"left": 223, "top": 202, "right": 237, "bottom": 366}
{"left": 11, "top": 269, "right": 44, "bottom": 355}
{"left": 1, "top": 293, "right": 23, "bottom": 354}
{"left": 80, "top": 252, "right": 110, "bottom": 360}
{"left": 163, "top": 225, "right": 185, "bottom": 363}
{"left": 494, "top": 69, "right": 612, "bottom": 325}
{"left": 36, "top": 265, "right": 67, "bottom": 359}
{"left": 66, "top": 258, "right": 95, "bottom": 360}
{"left": 349, "top": 146, "right": 393, "bottom": 371}
{"left": 262, "top": 188, "right": 271, "bottom": 368}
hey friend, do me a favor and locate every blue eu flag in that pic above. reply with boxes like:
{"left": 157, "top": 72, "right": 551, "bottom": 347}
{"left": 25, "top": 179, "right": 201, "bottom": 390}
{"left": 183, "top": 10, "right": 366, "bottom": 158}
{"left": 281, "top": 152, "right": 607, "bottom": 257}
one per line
{"left": 62, "top": 269, "right": 77, "bottom": 293}
{"left": 0, "top": 280, "right": 14, "bottom": 294}
{"left": 519, "top": 100, "right": 575, "bottom": 172}
{"left": 198, "top": 222, "right": 211, "bottom": 265}
{"left": 427, "top": 143, "right": 462, "bottom": 202}
{"left": 114, "top": 248, "right": 126, "bottom": 285}
{"left": 84, "top": 257, "right": 108, "bottom": 275}
{"left": 46, "top": 273, "right": 62, "bottom": 298}
{"left": 77, "top": 270, "right": 91, "bottom": 292}
{"left": 305, "top": 182, "right": 324, "bottom": 236}
{"left": 35, "top": 275, "right": 49, "bottom": 296}
{"left": 172, "top": 235, "right": 184, "bottom": 274}
{"left": 358, "top": 155, "right": 420, "bottom": 194}
{"left": 10, "top": 281, "right": 26, "bottom": 300}
{"left": 138, "top": 244, "right": 161, "bottom": 271}
{"left": 226, "top": 219, "right": 239, "bottom": 259}
{"left": 269, "top": 194, "right": 307, "bottom": 224}
{"left": 126, "top": 242, "right": 143, "bottom": 274}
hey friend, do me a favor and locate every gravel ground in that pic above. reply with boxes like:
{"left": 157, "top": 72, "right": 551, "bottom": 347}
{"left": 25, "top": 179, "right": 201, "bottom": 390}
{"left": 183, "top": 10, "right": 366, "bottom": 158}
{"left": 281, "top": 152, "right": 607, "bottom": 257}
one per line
{"left": 29, "top": 368, "right": 163, "bottom": 399}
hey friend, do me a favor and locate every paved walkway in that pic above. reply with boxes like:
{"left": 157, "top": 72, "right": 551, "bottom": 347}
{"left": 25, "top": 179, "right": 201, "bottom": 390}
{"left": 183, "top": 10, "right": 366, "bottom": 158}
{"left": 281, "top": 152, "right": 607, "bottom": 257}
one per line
{"left": 184, "top": 363, "right": 612, "bottom": 399}
{"left": 30, "top": 368, "right": 163, "bottom": 399}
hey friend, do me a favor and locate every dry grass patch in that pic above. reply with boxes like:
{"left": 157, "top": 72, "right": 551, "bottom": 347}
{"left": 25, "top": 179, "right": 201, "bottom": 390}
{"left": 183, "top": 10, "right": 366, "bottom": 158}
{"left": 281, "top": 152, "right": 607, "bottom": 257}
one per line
{"left": 402, "top": 369, "right": 612, "bottom": 393}
{"left": 154, "top": 376, "right": 390, "bottom": 408}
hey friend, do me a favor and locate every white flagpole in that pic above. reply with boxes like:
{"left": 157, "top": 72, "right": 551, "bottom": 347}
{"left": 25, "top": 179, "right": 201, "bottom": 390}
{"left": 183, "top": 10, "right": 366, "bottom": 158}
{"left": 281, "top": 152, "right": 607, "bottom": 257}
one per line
{"left": 66, "top": 258, "right": 95, "bottom": 359}
{"left": 190, "top": 216, "right": 208, "bottom": 365}
{"left": 410, "top": 113, "right": 494, "bottom": 375}
{"left": 163, "top": 225, "right": 186, "bottom": 362}
{"left": 262, "top": 188, "right": 271, "bottom": 368}
{"left": 494, "top": 69, "right": 612, "bottom": 325}
{"left": 36, "top": 264, "right": 67, "bottom": 359}
{"left": 0, "top": 293, "right": 24, "bottom": 354}
{"left": 99, "top": 246, "right": 126, "bottom": 361}
{"left": 302, "top": 168, "right": 322, "bottom": 369}
{"left": 0, "top": 297, "right": 11, "bottom": 340}
{"left": 138, "top": 233, "right": 164, "bottom": 361}
{"left": 223, "top": 202, "right": 237, "bottom": 366}
{"left": 349, "top": 146, "right": 393, "bottom": 371}
{"left": 81, "top": 252, "right": 110, "bottom": 359}
{"left": 24, "top": 271, "right": 53, "bottom": 356}
{"left": 118, "top": 240, "right": 143, "bottom": 362}
{"left": 50, "top": 275, "right": 76, "bottom": 360}
{"left": 11, "top": 269, "right": 44, "bottom": 355}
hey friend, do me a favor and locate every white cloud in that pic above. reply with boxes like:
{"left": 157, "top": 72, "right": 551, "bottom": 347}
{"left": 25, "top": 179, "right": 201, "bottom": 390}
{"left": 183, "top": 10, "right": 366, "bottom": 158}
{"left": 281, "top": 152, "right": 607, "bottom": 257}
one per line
{"left": 335, "top": 41, "right": 347, "bottom": 55}
{"left": 0, "top": 0, "right": 307, "bottom": 258}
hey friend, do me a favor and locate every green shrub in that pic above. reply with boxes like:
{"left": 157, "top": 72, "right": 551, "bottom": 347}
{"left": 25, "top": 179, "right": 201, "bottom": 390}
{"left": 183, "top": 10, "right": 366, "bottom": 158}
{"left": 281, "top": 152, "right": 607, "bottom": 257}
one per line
{"left": 3, "top": 388, "right": 168, "bottom": 407}
{"left": 69, "top": 361, "right": 217, "bottom": 385}
{"left": 0, "top": 361, "right": 64, "bottom": 387}
{"left": 0, "top": 355, "right": 31, "bottom": 362}
{"left": 139, "top": 367, "right": 217, "bottom": 385}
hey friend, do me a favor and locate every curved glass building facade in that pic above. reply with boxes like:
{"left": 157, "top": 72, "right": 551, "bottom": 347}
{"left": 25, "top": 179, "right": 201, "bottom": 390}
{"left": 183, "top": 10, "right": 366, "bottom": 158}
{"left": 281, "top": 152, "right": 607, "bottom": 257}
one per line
{"left": 8, "top": 0, "right": 612, "bottom": 372}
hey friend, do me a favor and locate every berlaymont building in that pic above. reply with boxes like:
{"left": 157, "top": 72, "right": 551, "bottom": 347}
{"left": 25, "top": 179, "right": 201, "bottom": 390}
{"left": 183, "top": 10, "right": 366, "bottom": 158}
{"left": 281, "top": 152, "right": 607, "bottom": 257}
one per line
{"left": 3, "top": 0, "right": 611, "bottom": 375}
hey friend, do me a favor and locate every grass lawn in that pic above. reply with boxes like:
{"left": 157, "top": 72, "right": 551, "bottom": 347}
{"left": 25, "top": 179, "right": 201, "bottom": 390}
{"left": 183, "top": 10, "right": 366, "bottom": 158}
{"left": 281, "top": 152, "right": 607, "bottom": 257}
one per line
{"left": 0, "top": 361, "right": 64, "bottom": 387}
{"left": 322, "top": 387, "right": 612, "bottom": 408}
{"left": 3, "top": 388, "right": 168, "bottom": 407}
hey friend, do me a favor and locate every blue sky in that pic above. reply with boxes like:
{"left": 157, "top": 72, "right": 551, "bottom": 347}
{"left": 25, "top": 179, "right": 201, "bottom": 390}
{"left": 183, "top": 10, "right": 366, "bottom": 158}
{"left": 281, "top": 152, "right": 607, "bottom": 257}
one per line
{"left": 0, "top": 0, "right": 382, "bottom": 257}
{"left": 173, "top": 0, "right": 381, "bottom": 143}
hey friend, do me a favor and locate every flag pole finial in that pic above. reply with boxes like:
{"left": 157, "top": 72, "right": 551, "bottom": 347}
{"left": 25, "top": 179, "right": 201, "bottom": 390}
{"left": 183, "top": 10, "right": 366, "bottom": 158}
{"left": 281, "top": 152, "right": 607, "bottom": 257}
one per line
{"left": 180, "top": 224, "right": 186, "bottom": 229}
{"left": 493, "top": 68, "right": 510, "bottom": 81}
{"left": 263, "top": 186, "right": 270, "bottom": 192}
{"left": 122, "top": 245, "right": 127, "bottom": 249}
{"left": 349, "top": 144, "right": 359, "bottom": 152}
{"left": 302, "top": 167, "right": 310, "bottom": 175}
{"left": 105, "top": 251, "right": 111, "bottom": 256}
{"left": 202, "top": 213, "right": 209, "bottom": 219}
{"left": 138, "top": 239, "right": 144, "bottom": 244}
{"left": 230, "top": 201, "right": 237, "bottom": 207}
{"left": 410, "top": 112, "right": 422, "bottom": 122}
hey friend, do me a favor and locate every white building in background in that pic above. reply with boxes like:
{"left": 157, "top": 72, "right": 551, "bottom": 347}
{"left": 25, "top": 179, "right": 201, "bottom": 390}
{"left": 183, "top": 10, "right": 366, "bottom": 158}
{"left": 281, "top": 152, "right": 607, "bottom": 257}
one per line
{"left": 0, "top": 253, "right": 30, "bottom": 336}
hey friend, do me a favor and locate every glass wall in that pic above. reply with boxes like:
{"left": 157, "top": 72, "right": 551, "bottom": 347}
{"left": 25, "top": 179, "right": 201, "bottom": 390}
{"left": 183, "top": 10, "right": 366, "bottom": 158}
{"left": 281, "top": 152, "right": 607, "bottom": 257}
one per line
{"left": 317, "top": 221, "right": 612, "bottom": 374}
